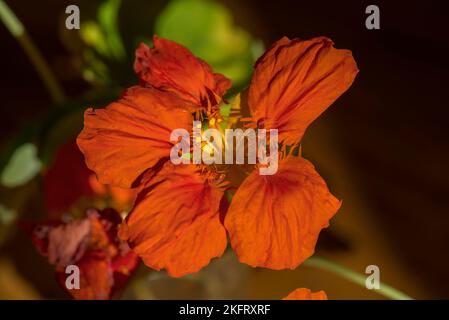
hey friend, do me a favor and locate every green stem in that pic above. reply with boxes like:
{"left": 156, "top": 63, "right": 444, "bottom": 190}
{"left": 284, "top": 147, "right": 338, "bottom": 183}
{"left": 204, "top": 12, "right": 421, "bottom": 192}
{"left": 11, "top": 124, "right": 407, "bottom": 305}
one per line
{"left": 0, "top": 0, "right": 65, "bottom": 104}
{"left": 304, "top": 256, "right": 413, "bottom": 300}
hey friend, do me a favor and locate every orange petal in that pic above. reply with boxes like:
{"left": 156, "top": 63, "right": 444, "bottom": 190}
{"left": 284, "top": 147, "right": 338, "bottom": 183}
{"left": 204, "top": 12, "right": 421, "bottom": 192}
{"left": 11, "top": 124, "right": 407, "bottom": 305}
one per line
{"left": 134, "top": 36, "right": 231, "bottom": 109}
{"left": 89, "top": 172, "right": 137, "bottom": 212}
{"left": 225, "top": 156, "right": 341, "bottom": 269}
{"left": 57, "top": 250, "right": 114, "bottom": 300}
{"left": 119, "top": 163, "right": 227, "bottom": 277}
{"left": 283, "top": 288, "right": 328, "bottom": 300}
{"left": 77, "top": 86, "right": 193, "bottom": 188}
{"left": 111, "top": 249, "right": 140, "bottom": 290}
{"left": 109, "top": 186, "right": 137, "bottom": 213}
{"left": 248, "top": 36, "right": 358, "bottom": 145}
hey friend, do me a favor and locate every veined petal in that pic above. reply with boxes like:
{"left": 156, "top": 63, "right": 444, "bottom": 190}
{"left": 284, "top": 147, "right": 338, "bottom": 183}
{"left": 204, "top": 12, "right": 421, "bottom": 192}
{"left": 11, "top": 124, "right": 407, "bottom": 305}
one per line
{"left": 134, "top": 36, "right": 231, "bottom": 109}
{"left": 119, "top": 163, "right": 227, "bottom": 277}
{"left": 283, "top": 288, "right": 328, "bottom": 300}
{"left": 248, "top": 36, "right": 358, "bottom": 144}
{"left": 225, "top": 156, "right": 341, "bottom": 269}
{"left": 77, "top": 86, "right": 193, "bottom": 188}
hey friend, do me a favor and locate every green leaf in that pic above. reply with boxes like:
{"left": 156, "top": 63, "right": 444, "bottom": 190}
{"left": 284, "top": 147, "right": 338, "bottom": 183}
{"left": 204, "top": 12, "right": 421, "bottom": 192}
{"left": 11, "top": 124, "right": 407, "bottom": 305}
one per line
{"left": 1, "top": 143, "right": 42, "bottom": 188}
{"left": 80, "top": 0, "right": 126, "bottom": 62}
{"left": 80, "top": 21, "right": 110, "bottom": 58}
{"left": 98, "top": 0, "right": 126, "bottom": 60}
{"left": 155, "top": 0, "right": 261, "bottom": 87}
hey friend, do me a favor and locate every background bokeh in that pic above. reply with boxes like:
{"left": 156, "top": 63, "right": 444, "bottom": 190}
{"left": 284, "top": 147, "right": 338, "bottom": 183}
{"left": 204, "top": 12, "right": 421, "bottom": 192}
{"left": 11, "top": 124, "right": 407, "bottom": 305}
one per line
{"left": 0, "top": 0, "right": 448, "bottom": 299}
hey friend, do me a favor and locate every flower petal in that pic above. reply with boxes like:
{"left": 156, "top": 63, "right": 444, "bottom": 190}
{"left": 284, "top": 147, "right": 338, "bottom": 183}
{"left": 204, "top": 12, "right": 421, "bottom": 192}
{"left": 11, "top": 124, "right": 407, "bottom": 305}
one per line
{"left": 56, "top": 250, "right": 113, "bottom": 300}
{"left": 77, "top": 86, "right": 193, "bottom": 188}
{"left": 283, "top": 288, "right": 328, "bottom": 300}
{"left": 248, "top": 36, "right": 358, "bottom": 144}
{"left": 88, "top": 174, "right": 137, "bottom": 212}
{"left": 134, "top": 36, "right": 231, "bottom": 108}
{"left": 225, "top": 156, "right": 341, "bottom": 269}
{"left": 111, "top": 249, "right": 140, "bottom": 290}
{"left": 119, "top": 163, "right": 227, "bottom": 277}
{"left": 47, "top": 218, "right": 91, "bottom": 269}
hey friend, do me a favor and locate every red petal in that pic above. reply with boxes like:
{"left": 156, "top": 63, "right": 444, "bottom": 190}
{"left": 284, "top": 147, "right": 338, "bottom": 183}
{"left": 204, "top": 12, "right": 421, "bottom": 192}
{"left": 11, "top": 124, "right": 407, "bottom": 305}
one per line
{"left": 25, "top": 209, "right": 139, "bottom": 299}
{"left": 111, "top": 249, "right": 139, "bottom": 291}
{"left": 44, "top": 141, "right": 97, "bottom": 217}
{"left": 57, "top": 250, "right": 114, "bottom": 300}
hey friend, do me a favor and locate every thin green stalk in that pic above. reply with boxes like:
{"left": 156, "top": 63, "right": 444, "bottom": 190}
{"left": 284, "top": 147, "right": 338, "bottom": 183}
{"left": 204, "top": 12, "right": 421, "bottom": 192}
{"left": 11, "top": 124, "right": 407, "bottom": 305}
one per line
{"left": 304, "top": 256, "right": 413, "bottom": 300}
{"left": 0, "top": 0, "right": 65, "bottom": 104}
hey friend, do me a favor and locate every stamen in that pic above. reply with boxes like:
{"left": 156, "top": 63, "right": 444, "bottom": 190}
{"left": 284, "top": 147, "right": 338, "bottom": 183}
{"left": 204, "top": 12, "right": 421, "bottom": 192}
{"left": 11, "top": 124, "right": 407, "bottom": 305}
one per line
{"left": 197, "top": 164, "right": 229, "bottom": 191}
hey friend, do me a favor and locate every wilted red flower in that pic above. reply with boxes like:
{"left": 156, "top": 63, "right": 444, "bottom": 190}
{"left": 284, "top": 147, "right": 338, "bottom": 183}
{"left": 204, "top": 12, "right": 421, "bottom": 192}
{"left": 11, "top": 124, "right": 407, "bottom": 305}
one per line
{"left": 44, "top": 140, "right": 137, "bottom": 217}
{"left": 77, "top": 35, "right": 358, "bottom": 276}
{"left": 283, "top": 288, "right": 328, "bottom": 300}
{"left": 22, "top": 208, "right": 139, "bottom": 299}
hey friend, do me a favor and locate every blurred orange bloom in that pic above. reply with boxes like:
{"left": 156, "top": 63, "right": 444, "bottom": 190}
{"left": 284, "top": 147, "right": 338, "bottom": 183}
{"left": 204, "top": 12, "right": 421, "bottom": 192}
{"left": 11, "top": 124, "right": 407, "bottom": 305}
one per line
{"left": 44, "top": 140, "right": 137, "bottom": 217}
{"left": 77, "top": 36, "right": 358, "bottom": 276}
{"left": 283, "top": 288, "right": 328, "bottom": 300}
{"left": 22, "top": 208, "right": 139, "bottom": 299}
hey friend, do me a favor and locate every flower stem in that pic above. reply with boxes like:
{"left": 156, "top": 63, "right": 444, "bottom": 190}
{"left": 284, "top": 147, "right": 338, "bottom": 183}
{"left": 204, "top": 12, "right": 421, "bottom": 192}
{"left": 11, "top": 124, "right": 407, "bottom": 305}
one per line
{"left": 0, "top": 0, "right": 65, "bottom": 104}
{"left": 304, "top": 256, "right": 413, "bottom": 300}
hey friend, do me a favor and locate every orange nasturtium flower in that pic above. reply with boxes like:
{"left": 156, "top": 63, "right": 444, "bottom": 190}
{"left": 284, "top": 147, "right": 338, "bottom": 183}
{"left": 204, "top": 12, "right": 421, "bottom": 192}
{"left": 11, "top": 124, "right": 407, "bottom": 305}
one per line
{"left": 22, "top": 208, "right": 139, "bottom": 299}
{"left": 283, "top": 288, "right": 328, "bottom": 300}
{"left": 77, "top": 35, "right": 358, "bottom": 277}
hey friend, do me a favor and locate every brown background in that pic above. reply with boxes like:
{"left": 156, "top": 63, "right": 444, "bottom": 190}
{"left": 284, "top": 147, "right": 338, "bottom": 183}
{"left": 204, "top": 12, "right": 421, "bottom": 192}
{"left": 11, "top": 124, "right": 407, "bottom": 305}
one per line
{"left": 0, "top": 0, "right": 448, "bottom": 299}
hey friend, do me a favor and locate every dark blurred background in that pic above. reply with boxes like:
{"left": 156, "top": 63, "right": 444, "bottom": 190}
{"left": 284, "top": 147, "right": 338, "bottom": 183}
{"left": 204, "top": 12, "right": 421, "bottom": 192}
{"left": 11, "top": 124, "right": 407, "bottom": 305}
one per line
{"left": 0, "top": 0, "right": 448, "bottom": 299}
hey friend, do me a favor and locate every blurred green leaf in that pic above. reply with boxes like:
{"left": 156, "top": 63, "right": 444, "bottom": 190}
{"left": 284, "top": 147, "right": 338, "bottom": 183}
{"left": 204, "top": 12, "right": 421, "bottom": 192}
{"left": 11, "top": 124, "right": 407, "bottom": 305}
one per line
{"left": 98, "top": 0, "right": 126, "bottom": 60}
{"left": 81, "top": 49, "right": 111, "bottom": 84}
{"left": 80, "top": 21, "right": 110, "bottom": 58}
{"left": 0, "top": 143, "right": 42, "bottom": 188}
{"left": 40, "top": 109, "right": 84, "bottom": 165}
{"left": 0, "top": 204, "right": 16, "bottom": 225}
{"left": 80, "top": 0, "right": 126, "bottom": 61}
{"left": 155, "top": 0, "right": 261, "bottom": 87}
{"left": 78, "top": 0, "right": 127, "bottom": 85}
